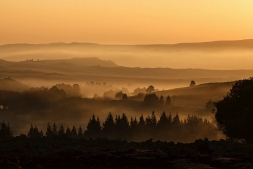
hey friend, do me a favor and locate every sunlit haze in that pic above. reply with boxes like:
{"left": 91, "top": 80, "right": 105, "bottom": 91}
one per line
{"left": 1, "top": 2, "right": 253, "bottom": 165}
{"left": 1, "top": 0, "right": 253, "bottom": 44}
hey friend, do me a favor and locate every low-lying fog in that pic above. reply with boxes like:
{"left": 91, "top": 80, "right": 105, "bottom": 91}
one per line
{"left": 0, "top": 75, "right": 233, "bottom": 142}
{"left": 0, "top": 41, "right": 252, "bottom": 142}
{"left": 1, "top": 41, "right": 253, "bottom": 69}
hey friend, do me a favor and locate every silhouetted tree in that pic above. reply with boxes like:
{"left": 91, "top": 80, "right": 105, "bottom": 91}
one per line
{"left": 150, "top": 111, "right": 157, "bottom": 127}
{"left": 129, "top": 117, "right": 138, "bottom": 139}
{"left": 190, "top": 80, "right": 196, "bottom": 87}
{"left": 122, "top": 94, "right": 128, "bottom": 100}
{"left": 145, "top": 111, "right": 157, "bottom": 138}
{"left": 55, "top": 83, "right": 82, "bottom": 97}
{"left": 28, "top": 124, "right": 43, "bottom": 138}
{"left": 65, "top": 126, "right": 72, "bottom": 137}
{"left": 134, "top": 115, "right": 148, "bottom": 140}
{"left": 168, "top": 113, "right": 172, "bottom": 124}
{"left": 157, "top": 112, "right": 170, "bottom": 129}
{"left": 46, "top": 123, "right": 53, "bottom": 137}
{"left": 132, "top": 87, "right": 146, "bottom": 95}
{"left": 73, "top": 84, "right": 82, "bottom": 97}
{"left": 172, "top": 114, "right": 181, "bottom": 126}
{"left": 214, "top": 77, "right": 253, "bottom": 142}
{"left": 49, "top": 86, "right": 67, "bottom": 100}
{"left": 58, "top": 125, "right": 65, "bottom": 137}
{"left": 115, "top": 113, "right": 129, "bottom": 139}
{"left": 144, "top": 93, "right": 160, "bottom": 105}
{"left": 0, "top": 112, "right": 219, "bottom": 142}
{"left": 102, "top": 112, "right": 116, "bottom": 139}
{"left": 138, "top": 115, "right": 145, "bottom": 128}
{"left": 0, "top": 122, "right": 13, "bottom": 139}
{"left": 159, "top": 95, "right": 164, "bottom": 105}
{"left": 130, "top": 117, "right": 138, "bottom": 129}
{"left": 86, "top": 115, "right": 101, "bottom": 138}
{"left": 146, "top": 85, "right": 155, "bottom": 93}
{"left": 78, "top": 126, "right": 83, "bottom": 138}
{"left": 166, "top": 95, "right": 171, "bottom": 106}
{"left": 103, "top": 90, "right": 118, "bottom": 98}
{"left": 72, "top": 126, "right": 77, "bottom": 138}
{"left": 115, "top": 91, "right": 123, "bottom": 99}
{"left": 52, "top": 122, "right": 58, "bottom": 136}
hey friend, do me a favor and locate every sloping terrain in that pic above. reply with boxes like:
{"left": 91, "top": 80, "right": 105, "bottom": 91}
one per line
{"left": 156, "top": 82, "right": 235, "bottom": 107}
{"left": 0, "top": 58, "right": 252, "bottom": 89}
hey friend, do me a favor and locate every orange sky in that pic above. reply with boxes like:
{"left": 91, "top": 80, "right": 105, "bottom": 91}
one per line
{"left": 1, "top": 0, "right": 253, "bottom": 45}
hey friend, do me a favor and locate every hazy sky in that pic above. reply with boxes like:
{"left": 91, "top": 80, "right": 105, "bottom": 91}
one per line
{"left": 1, "top": 0, "right": 253, "bottom": 45}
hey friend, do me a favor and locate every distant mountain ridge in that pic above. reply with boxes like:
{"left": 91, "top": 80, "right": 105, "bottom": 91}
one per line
{"left": 0, "top": 57, "right": 118, "bottom": 67}
{"left": 1, "top": 39, "right": 253, "bottom": 69}
{"left": 1, "top": 39, "right": 253, "bottom": 51}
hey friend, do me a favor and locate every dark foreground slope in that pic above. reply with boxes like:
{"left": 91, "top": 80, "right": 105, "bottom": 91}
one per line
{"left": 0, "top": 138, "right": 253, "bottom": 169}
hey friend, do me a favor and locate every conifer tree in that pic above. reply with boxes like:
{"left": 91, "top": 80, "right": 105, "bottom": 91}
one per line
{"left": 166, "top": 95, "right": 171, "bottom": 106}
{"left": 157, "top": 111, "right": 169, "bottom": 129}
{"left": 66, "top": 126, "right": 72, "bottom": 137}
{"left": 159, "top": 95, "right": 164, "bottom": 105}
{"left": 46, "top": 122, "right": 53, "bottom": 137}
{"left": 52, "top": 122, "right": 58, "bottom": 136}
{"left": 130, "top": 117, "right": 138, "bottom": 129}
{"left": 58, "top": 125, "right": 65, "bottom": 137}
{"left": 172, "top": 114, "right": 180, "bottom": 125}
{"left": 28, "top": 124, "right": 34, "bottom": 138}
{"left": 28, "top": 124, "right": 43, "bottom": 138}
{"left": 78, "top": 126, "right": 83, "bottom": 138}
{"left": 102, "top": 112, "right": 115, "bottom": 138}
{"left": 0, "top": 121, "right": 13, "bottom": 139}
{"left": 86, "top": 115, "right": 101, "bottom": 138}
{"left": 72, "top": 125, "right": 77, "bottom": 138}
{"left": 40, "top": 130, "right": 44, "bottom": 137}
{"left": 130, "top": 117, "right": 138, "bottom": 139}
{"left": 151, "top": 111, "right": 157, "bottom": 128}
{"left": 168, "top": 113, "right": 172, "bottom": 123}
{"left": 115, "top": 113, "right": 129, "bottom": 139}
{"left": 138, "top": 115, "right": 145, "bottom": 127}
{"left": 119, "top": 113, "right": 129, "bottom": 132}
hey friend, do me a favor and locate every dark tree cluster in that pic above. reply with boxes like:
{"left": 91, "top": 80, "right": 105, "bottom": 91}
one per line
{"left": 115, "top": 91, "right": 128, "bottom": 100}
{"left": 9, "top": 112, "right": 218, "bottom": 142}
{"left": 45, "top": 123, "right": 84, "bottom": 138}
{"left": 28, "top": 124, "right": 43, "bottom": 138}
{"left": 132, "top": 87, "right": 146, "bottom": 96}
{"left": 0, "top": 87, "right": 71, "bottom": 114}
{"left": 214, "top": 77, "right": 253, "bottom": 143}
{"left": 25, "top": 122, "right": 84, "bottom": 139}
{"left": 144, "top": 93, "right": 171, "bottom": 106}
{"left": 0, "top": 121, "right": 13, "bottom": 139}
{"left": 55, "top": 83, "right": 82, "bottom": 97}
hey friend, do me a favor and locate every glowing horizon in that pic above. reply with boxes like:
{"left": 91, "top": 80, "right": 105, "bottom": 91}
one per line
{"left": 1, "top": 0, "right": 253, "bottom": 45}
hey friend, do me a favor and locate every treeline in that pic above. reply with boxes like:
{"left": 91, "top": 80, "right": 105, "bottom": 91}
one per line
{"left": 0, "top": 112, "right": 219, "bottom": 142}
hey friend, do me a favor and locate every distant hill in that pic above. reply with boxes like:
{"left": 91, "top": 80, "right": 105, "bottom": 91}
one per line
{"left": 0, "top": 57, "right": 118, "bottom": 68}
{"left": 0, "top": 58, "right": 252, "bottom": 90}
{"left": 155, "top": 82, "right": 235, "bottom": 107}
{"left": 1, "top": 39, "right": 253, "bottom": 69}
{"left": 1, "top": 39, "right": 253, "bottom": 53}
{"left": 65, "top": 57, "right": 117, "bottom": 67}
{"left": 0, "top": 77, "right": 29, "bottom": 92}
